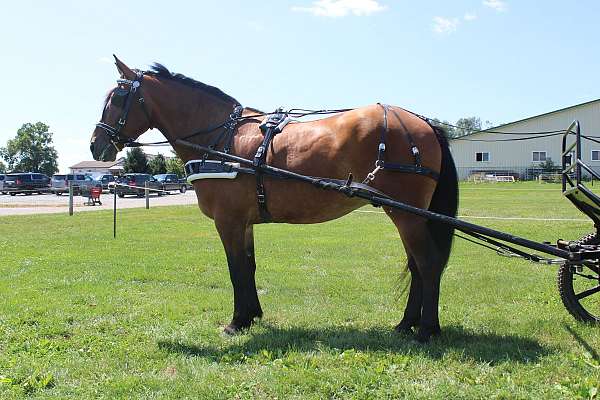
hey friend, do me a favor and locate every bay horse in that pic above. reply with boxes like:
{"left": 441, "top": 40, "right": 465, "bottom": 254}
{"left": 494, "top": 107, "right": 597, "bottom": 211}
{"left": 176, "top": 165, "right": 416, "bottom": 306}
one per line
{"left": 90, "top": 56, "right": 458, "bottom": 343}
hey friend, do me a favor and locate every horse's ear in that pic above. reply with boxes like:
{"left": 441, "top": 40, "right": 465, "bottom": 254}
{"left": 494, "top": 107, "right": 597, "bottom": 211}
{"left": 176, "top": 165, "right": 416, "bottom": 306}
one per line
{"left": 113, "top": 55, "right": 136, "bottom": 80}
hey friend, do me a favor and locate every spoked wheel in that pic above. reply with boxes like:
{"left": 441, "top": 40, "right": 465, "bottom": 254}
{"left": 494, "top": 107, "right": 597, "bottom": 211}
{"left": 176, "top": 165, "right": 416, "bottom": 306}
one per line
{"left": 557, "top": 232, "right": 600, "bottom": 322}
{"left": 558, "top": 264, "right": 600, "bottom": 322}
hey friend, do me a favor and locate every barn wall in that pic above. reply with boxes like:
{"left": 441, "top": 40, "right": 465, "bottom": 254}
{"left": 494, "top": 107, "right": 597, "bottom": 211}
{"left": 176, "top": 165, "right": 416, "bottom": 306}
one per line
{"left": 449, "top": 100, "right": 600, "bottom": 180}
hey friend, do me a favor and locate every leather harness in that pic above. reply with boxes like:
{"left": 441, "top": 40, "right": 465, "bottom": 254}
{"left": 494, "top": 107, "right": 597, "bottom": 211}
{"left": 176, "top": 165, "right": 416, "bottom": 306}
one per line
{"left": 253, "top": 109, "right": 292, "bottom": 222}
{"left": 374, "top": 104, "right": 440, "bottom": 181}
{"left": 248, "top": 104, "right": 439, "bottom": 223}
{"left": 96, "top": 73, "right": 439, "bottom": 224}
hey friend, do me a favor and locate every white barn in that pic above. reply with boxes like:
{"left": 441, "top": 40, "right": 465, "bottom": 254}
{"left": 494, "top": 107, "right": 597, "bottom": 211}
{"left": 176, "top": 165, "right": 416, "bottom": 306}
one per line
{"left": 449, "top": 99, "right": 600, "bottom": 180}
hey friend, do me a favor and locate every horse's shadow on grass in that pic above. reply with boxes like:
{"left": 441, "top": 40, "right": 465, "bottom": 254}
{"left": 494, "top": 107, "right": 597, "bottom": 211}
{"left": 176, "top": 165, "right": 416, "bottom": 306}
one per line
{"left": 158, "top": 324, "right": 550, "bottom": 365}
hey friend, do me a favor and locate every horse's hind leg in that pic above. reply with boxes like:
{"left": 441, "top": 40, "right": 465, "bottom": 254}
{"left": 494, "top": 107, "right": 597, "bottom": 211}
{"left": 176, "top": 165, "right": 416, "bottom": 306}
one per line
{"left": 214, "top": 219, "right": 263, "bottom": 334}
{"left": 388, "top": 212, "right": 443, "bottom": 342}
{"left": 394, "top": 256, "right": 423, "bottom": 334}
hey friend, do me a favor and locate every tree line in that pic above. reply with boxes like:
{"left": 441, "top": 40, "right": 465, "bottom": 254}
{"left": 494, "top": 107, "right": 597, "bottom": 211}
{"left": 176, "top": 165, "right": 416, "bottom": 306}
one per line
{"left": 123, "top": 147, "right": 184, "bottom": 176}
{"left": 0, "top": 122, "right": 185, "bottom": 177}
{"left": 429, "top": 116, "right": 495, "bottom": 138}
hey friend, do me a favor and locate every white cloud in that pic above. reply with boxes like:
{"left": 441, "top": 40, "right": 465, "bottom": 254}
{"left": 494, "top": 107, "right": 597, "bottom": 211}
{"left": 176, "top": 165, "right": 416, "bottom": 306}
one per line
{"left": 97, "top": 56, "right": 112, "bottom": 64}
{"left": 432, "top": 16, "right": 459, "bottom": 34}
{"left": 464, "top": 13, "right": 477, "bottom": 21}
{"left": 483, "top": 0, "right": 507, "bottom": 12}
{"left": 291, "top": 0, "right": 386, "bottom": 18}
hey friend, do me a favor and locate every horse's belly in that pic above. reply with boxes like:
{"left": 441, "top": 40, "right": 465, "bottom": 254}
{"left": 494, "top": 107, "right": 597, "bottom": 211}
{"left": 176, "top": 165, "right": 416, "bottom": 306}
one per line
{"left": 266, "top": 181, "right": 367, "bottom": 224}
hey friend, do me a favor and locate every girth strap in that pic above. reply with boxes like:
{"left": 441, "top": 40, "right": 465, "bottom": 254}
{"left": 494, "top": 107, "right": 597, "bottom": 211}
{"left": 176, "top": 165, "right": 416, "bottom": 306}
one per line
{"left": 253, "top": 108, "right": 290, "bottom": 222}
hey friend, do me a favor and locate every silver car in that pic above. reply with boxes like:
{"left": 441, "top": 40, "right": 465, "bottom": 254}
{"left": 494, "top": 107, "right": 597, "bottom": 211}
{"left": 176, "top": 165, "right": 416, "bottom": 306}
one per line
{"left": 51, "top": 174, "right": 90, "bottom": 195}
{"left": 0, "top": 174, "right": 5, "bottom": 194}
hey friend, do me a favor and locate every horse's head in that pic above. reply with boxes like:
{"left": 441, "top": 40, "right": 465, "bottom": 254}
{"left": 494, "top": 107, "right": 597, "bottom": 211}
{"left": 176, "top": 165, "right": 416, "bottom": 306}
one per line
{"left": 91, "top": 56, "right": 153, "bottom": 161}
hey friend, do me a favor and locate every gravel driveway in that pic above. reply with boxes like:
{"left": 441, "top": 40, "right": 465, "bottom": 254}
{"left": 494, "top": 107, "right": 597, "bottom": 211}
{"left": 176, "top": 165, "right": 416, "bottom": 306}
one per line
{"left": 0, "top": 190, "right": 198, "bottom": 216}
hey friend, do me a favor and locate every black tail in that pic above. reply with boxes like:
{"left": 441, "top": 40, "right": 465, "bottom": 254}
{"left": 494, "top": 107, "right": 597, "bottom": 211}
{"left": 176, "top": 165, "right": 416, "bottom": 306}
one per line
{"left": 427, "top": 126, "right": 459, "bottom": 269}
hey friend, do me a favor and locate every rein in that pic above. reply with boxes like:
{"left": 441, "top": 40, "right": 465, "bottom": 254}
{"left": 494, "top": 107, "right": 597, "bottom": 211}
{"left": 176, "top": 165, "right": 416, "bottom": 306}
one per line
{"left": 127, "top": 108, "right": 355, "bottom": 147}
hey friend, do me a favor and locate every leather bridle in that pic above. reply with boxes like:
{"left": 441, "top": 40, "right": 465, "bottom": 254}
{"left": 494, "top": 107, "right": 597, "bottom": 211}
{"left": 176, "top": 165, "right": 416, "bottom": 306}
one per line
{"left": 96, "top": 70, "right": 249, "bottom": 151}
{"left": 96, "top": 70, "right": 152, "bottom": 150}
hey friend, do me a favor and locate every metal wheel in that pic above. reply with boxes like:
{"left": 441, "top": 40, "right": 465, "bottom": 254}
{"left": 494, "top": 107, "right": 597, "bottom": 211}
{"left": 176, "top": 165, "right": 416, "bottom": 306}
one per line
{"left": 180, "top": 185, "right": 187, "bottom": 193}
{"left": 558, "top": 263, "right": 600, "bottom": 322}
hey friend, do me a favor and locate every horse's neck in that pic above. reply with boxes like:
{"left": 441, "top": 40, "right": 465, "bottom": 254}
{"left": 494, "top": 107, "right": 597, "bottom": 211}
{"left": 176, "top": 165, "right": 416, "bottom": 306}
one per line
{"left": 152, "top": 84, "right": 233, "bottom": 145}
{"left": 148, "top": 80, "right": 268, "bottom": 162}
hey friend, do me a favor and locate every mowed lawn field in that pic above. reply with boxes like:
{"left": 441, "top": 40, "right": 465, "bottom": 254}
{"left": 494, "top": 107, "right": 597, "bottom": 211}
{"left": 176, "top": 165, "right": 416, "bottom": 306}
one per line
{"left": 1, "top": 182, "right": 599, "bottom": 399}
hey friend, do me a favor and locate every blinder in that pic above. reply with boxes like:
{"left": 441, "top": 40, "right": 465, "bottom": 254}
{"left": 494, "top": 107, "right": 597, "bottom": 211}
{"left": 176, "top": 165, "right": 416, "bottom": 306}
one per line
{"left": 96, "top": 72, "right": 150, "bottom": 149}
{"left": 110, "top": 87, "right": 130, "bottom": 107}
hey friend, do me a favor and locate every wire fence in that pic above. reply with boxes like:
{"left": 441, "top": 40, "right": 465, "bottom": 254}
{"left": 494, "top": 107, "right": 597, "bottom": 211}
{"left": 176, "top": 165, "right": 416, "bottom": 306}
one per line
{"left": 455, "top": 165, "right": 600, "bottom": 183}
{"left": 0, "top": 182, "right": 196, "bottom": 216}
{"left": 3, "top": 168, "right": 596, "bottom": 218}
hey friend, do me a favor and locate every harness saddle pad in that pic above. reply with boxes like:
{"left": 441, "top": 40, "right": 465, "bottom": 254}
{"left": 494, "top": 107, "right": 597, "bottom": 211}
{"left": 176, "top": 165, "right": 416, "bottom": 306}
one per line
{"left": 185, "top": 160, "right": 240, "bottom": 182}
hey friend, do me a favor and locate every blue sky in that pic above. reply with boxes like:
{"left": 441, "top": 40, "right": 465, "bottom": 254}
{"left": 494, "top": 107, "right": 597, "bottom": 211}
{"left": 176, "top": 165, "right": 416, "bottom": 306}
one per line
{"left": 1, "top": 0, "right": 599, "bottom": 172}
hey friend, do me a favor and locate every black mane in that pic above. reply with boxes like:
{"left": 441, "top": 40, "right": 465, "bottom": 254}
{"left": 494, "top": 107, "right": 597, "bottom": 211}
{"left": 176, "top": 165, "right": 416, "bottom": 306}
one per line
{"left": 146, "top": 63, "right": 240, "bottom": 106}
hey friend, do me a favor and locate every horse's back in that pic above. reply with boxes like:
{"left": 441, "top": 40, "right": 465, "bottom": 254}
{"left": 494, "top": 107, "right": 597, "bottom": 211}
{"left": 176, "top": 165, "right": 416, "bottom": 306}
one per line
{"left": 269, "top": 104, "right": 440, "bottom": 181}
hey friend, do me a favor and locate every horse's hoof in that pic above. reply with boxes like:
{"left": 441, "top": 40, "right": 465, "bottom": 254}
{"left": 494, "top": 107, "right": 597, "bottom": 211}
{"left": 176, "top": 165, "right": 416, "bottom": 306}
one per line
{"left": 223, "top": 317, "right": 256, "bottom": 335}
{"left": 223, "top": 323, "right": 249, "bottom": 335}
{"left": 396, "top": 327, "right": 413, "bottom": 336}
{"left": 415, "top": 326, "right": 441, "bottom": 343}
{"left": 394, "top": 323, "right": 414, "bottom": 336}
{"left": 223, "top": 324, "right": 240, "bottom": 335}
{"left": 394, "top": 319, "right": 418, "bottom": 335}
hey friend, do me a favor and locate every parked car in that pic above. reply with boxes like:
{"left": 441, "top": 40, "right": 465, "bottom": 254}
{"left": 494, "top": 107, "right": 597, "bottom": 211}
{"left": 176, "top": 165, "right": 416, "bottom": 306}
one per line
{"left": 93, "top": 174, "right": 116, "bottom": 191}
{"left": 51, "top": 174, "right": 91, "bottom": 195}
{"left": 116, "top": 173, "right": 162, "bottom": 197}
{"left": 4, "top": 173, "right": 51, "bottom": 195}
{"left": 153, "top": 174, "right": 187, "bottom": 193}
{"left": 0, "top": 174, "right": 5, "bottom": 194}
{"left": 180, "top": 177, "right": 194, "bottom": 190}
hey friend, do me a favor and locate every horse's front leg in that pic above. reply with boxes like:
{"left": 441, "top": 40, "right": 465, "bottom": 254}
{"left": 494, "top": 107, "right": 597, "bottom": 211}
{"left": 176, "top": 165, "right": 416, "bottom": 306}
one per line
{"left": 215, "top": 219, "right": 262, "bottom": 334}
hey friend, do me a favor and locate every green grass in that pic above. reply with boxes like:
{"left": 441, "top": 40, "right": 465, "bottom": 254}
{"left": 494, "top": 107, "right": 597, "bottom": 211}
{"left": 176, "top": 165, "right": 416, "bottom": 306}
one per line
{"left": 0, "top": 181, "right": 599, "bottom": 399}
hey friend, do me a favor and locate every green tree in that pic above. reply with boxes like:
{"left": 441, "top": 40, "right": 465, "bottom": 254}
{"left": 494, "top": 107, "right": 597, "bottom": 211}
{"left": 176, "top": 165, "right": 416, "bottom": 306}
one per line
{"left": 165, "top": 157, "right": 184, "bottom": 177}
{"left": 455, "top": 117, "right": 482, "bottom": 137}
{"left": 123, "top": 147, "right": 148, "bottom": 173}
{"left": 0, "top": 122, "right": 58, "bottom": 175}
{"left": 148, "top": 153, "right": 167, "bottom": 175}
{"left": 0, "top": 160, "right": 5, "bottom": 173}
{"left": 430, "top": 118, "right": 456, "bottom": 138}
{"left": 539, "top": 158, "right": 557, "bottom": 173}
